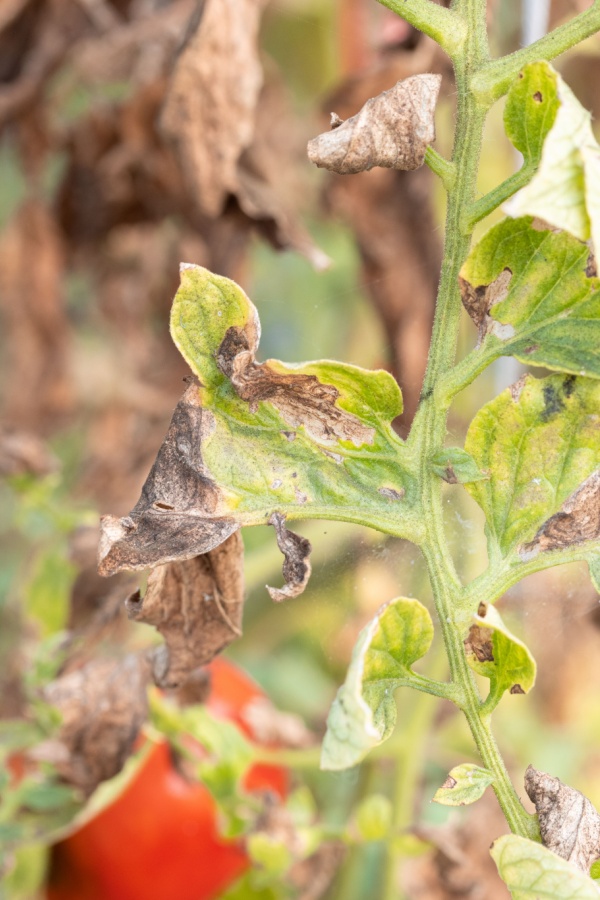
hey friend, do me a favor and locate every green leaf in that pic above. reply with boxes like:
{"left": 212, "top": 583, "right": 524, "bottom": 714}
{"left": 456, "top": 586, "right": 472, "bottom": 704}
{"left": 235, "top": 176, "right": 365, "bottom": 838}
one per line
{"left": 430, "top": 447, "right": 488, "bottom": 484}
{"left": 491, "top": 834, "right": 600, "bottom": 899}
{"left": 465, "top": 603, "right": 536, "bottom": 699}
{"left": 18, "top": 780, "right": 79, "bottom": 813}
{"left": 460, "top": 216, "right": 600, "bottom": 378}
{"left": 321, "top": 597, "right": 433, "bottom": 771}
{"left": 504, "top": 61, "right": 561, "bottom": 170}
{"left": 99, "top": 266, "right": 422, "bottom": 576}
{"left": 356, "top": 794, "right": 393, "bottom": 840}
{"left": 247, "top": 833, "right": 294, "bottom": 878}
{"left": 465, "top": 374, "right": 600, "bottom": 559}
{"left": 505, "top": 62, "right": 600, "bottom": 254}
{"left": 433, "top": 763, "right": 494, "bottom": 807}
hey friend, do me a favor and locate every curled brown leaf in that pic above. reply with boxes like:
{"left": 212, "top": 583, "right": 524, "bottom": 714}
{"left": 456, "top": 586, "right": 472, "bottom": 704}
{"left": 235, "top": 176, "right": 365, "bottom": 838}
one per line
{"left": 43, "top": 655, "right": 149, "bottom": 795}
{"left": 307, "top": 74, "right": 441, "bottom": 175}
{"left": 525, "top": 765, "right": 600, "bottom": 873}
{"left": 267, "top": 513, "right": 312, "bottom": 602}
{"left": 125, "top": 532, "right": 244, "bottom": 689}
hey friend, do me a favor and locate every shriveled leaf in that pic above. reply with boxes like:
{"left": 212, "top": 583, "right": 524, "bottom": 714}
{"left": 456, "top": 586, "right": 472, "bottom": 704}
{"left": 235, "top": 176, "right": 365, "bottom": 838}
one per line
{"left": 307, "top": 75, "right": 441, "bottom": 175}
{"left": 44, "top": 655, "right": 149, "bottom": 795}
{"left": 99, "top": 265, "right": 419, "bottom": 578}
{"left": 460, "top": 216, "right": 600, "bottom": 377}
{"left": 267, "top": 514, "right": 311, "bottom": 602}
{"left": 505, "top": 62, "right": 600, "bottom": 254}
{"left": 321, "top": 597, "right": 433, "bottom": 771}
{"left": 433, "top": 763, "right": 495, "bottom": 807}
{"left": 430, "top": 447, "right": 488, "bottom": 484}
{"left": 525, "top": 766, "right": 600, "bottom": 874}
{"left": 465, "top": 374, "right": 600, "bottom": 561}
{"left": 491, "top": 834, "right": 600, "bottom": 898}
{"left": 464, "top": 602, "right": 536, "bottom": 697}
{"left": 125, "top": 532, "right": 244, "bottom": 689}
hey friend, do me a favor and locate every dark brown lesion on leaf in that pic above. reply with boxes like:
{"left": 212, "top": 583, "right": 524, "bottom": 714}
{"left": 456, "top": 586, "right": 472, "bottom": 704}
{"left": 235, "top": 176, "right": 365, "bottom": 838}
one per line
{"left": 217, "top": 324, "right": 375, "bottom": 446}
{"left": 98, "top": 380, "right": 238, "bottom": 577}
{"left": 442, "top": 775, "right": 458, "bottom": 790}
{"left": 464, "top": 624, "right": 494, "bottom": 663}
{"left": 509, "top": 684, "right": 525, "bottom": 695}
{"left": 521, "top": 469, "right": 600, "bottom": 556}
{"left": 125, "top": 532, "right": 244, "bottom": 689}
{"left": 459, "top": 267, "right": 512, "bottom": 344}
{"left": 267, "top": 512, "right": 312, "bottom": 602}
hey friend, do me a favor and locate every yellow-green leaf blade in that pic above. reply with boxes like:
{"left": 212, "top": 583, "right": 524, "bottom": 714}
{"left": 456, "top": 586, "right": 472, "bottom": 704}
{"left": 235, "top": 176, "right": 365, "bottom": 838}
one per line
{"left": 433, "top": 763, "right": 494, "bottom": 807}
{"left": 491, "top": 835, "right": 600, "bottom": 899}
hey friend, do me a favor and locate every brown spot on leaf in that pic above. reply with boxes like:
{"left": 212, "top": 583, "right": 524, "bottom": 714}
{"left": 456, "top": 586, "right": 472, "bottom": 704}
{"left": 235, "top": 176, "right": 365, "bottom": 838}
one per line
{"left": 98, "top": 381, "right": 239, "bottom": 576}
{"left": 307, "top": 74, "right": 441, "bottom": 175}
{"left": 533, "top": 91, "right": 543, "bottom": 102}
{"left": 217, "top": 325, "right": 375, "bottom": 446}
{"left": 43, "top": 655, "right": 149, "bottom": 796}
{"left": 378, "top": 486, "right": 405, "bottom": 501}
{"left": 125, "top": 532, "right": 244, "bottom": 689}
{"left": 525, "top": 765, "right": 600, "bottom": 872}
{"left": 459, "top": 267, "right": 512, "bottom": 343}
{"left": 521, "top": 470, "right": 600, "bottom": 556}
{"left": 441, "top": 775, "right": 458, "bottom": 791}
{"left": 586, "top": 250, "right": 597, "bottom": 278}
{"left": 509, "top": 684, "right": 525, "bottom": 694}
{"left": 509, "top": 375, "right": 528, "bottom": 402}
{"left": 464, "top": 624, "right": 494, "bottom": 663}
{"left": 267, "top": 513, "right": 312, "bottom": 602}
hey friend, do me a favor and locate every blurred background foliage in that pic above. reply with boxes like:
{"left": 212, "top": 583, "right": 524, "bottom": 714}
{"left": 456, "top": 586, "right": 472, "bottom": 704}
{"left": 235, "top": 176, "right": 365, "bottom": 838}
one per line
{"left": 2, "top": 0, "right": 600, "bottom": 897}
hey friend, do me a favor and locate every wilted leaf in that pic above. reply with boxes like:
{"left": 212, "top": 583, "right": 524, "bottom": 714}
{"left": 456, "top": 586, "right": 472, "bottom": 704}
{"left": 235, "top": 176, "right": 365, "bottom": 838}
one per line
{"left": 160, "top": 0, "right": 268, "bottom": 218}
{"left": 321, "top": 597, "right": 433, "bottom": 770}
{"left": 505, "top": 62, "right": 600, "bottom": 254}
{"left": 307, "top": 74, "right": 441, "bottom": 175}
{"left": 430, "top": 447, "right": 488, "bottom": 484}
{"left": 465, "top": 374, "right": 600, "bottom": 561}
{"left": 99, "top": 265, "right": 420, "bottom": 577}
{"left": 266, "top": 514, "right": 311, "bottom": 602}
{"left": 464, "top": 602, "right": 536, "bottom": 698}
{"left": 433, "top": 763, "right": 495, "bottom": 807}
{"left": 459, "top": 216, "right": 600, "bottom": 376}
{"left": 125, "top": 532, "right": 244, "bottom": 689}
{"left": 525, "top": 766, "right": 600, "bottom": 874}
{"left": 44, "top": 655, "right": 149, "bottom": 795}
{"left": 491, "top": 834, "right": 600, "bottom": 898}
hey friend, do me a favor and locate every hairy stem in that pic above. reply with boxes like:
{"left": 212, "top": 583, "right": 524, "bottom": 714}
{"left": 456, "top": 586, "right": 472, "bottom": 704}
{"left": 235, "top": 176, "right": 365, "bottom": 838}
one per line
{"left": 375, "top": 0, "right": 467, "bottom": 57}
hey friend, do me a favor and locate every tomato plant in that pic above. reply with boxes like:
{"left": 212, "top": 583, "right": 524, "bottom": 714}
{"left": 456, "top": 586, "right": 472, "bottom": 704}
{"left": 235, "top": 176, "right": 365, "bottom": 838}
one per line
{"left": 46, "top": 657, "right": 287, "bottom": 900}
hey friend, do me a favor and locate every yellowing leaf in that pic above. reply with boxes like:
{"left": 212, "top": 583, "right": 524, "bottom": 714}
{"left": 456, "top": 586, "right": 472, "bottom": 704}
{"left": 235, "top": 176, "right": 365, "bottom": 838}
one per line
{"left": 321, "top": 598, "right": 433, "bottom": 770}
{"left": 433, "top": 763, "right": 494, "bottom": 807}
{"left": 465, "top": 602, "right": 536, "bottom": 698}
{"left": 491, "top": 834, "right": 600, "bottom": 899}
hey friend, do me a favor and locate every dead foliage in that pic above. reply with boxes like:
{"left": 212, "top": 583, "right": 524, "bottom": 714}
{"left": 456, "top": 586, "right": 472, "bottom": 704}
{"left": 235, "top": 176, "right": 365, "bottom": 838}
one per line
{"left": 125, "top": 532, "right": 245, "bottom": 689}
{"left": 267, "top": 513, "right": 313, "bottom": 602}
{"left": 522, "top": 470, "right": 600, "bottom": 556}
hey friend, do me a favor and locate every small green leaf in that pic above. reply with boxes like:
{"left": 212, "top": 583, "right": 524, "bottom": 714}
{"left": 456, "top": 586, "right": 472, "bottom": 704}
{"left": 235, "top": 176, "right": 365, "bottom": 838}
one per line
{"left": 505, "top": 63, "right": 600, "bottom": 254}
{"left": 247, "top": 833, "right": 294, "bottom": 877}
{"left": 465, "top": 374, "right": 600, "bottom": 557}
{"left": 504, "top": 62, "right": 561, "bottom": 170}
{"left": 433, "top": 763, "right": 494, "bottom": 806}
{"left": 355, "top": 794, "right": 393, "bottom": 840}
{"left": 19, "top": 780, "right": 78, "bottom": 812}
{"left": 465, "top": 603, "right": 536, "bottom": 698}
{"left": 460, "top": 216, "right": 600, "bottom": 378}
{"left": 430, "top": 447, "right": 488, "bottom": 484}
{"left": 321, "top": 597, "right": 433, "bottom": 771}
{"left": 491, "top": 834, "right": 600, "bottom": 899}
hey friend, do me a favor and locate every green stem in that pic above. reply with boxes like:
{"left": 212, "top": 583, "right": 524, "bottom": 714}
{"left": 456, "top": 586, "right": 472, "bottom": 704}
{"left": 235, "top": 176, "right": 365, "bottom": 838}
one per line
{"left": 375, "top": 0, "right": 467, "bottom": 57}
{"left": 463, "top": 163, "right": 536, "bottom": 231}
{"left": 425, "top": 147, "right": 457, "bottom": 191}
{"left": 472, "top": 2, "right": 600, "bottom": 106}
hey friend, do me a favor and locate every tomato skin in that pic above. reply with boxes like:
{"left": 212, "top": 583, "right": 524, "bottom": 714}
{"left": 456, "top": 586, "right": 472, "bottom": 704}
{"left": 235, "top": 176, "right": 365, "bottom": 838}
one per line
{"left": 47, "top": 658, "right": 288, "bottom": 900}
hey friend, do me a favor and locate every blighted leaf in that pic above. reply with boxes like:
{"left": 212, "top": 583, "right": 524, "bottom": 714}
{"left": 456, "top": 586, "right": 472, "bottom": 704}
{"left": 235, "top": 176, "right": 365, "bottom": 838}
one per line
{"left": 504, "top": 62, "right": 561, "bottom": 171}
{"left": 321, "top": 597, "right": 433, "bottom": 770}
{"left": 99, "top": 266, "right": 419, "bottom": 577}
{"left": 460, "top": 216, "right": 600, "bottom": 377}
{"left": 491, "top": 834, "right": 600, "bottom": 899}
{"left": 525, "top": 766, "right": 600, "bottom": 874}
{"left": 125, "top": 532, "right": 244, "bottom": 689}
{"left": 505, "top": 63, "right": 600, "bottom": 254}
{"left": 43, "top": 655, "right": 149, "bottom": 795}
{"left": 464, "top": 602, "right": 536, "bottom": 698}
{"left": 522, "top": 469, "right": 600, "bottom": 557}
{"left": 430, "top": 447, "right": 488, "bottom": 484}
{"left": 433, "top": 764, "right": 495, "bottom": 807}
{"left": 465, "top": 374, "right": 600, "bottom": 558}
{"left": 307, "top": 75, "right": 441, "bottom": 175}
{"left": 266, "top": 514, "right": 311, "bottom": 602}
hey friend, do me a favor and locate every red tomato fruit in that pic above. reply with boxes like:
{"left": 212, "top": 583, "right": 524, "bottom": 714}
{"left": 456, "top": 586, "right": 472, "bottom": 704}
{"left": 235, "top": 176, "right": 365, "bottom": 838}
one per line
{"left": 46, "top": 657, "right": 287, "bottom": 900}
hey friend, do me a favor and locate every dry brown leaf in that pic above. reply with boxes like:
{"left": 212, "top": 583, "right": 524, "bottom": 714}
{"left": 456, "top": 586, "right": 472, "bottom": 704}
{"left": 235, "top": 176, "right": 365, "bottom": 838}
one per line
{"left": 521, "top": 470, "right": 600, "bottom": 556}
{"left": 43, "top": 655, "right": 149, "bottom": 795}
{"left": 525, "top": 765, "right": 600, "bottom": 873}
{"left": 307, "top": 74, "right": 441, "bottom": 175}
{"left": 160, "top": 0, "right": 268, "bottom": 219}
{"left": 459, "top": 267, "right": 513, "bottom": 344}
{"left": 125, "top": 532, "right": 244, "bottom": 689}
{"left": 267, "top": 513, "right": 312, "bottom": 602}
{"left": 97, "top": 380, "right": 239, "bottom": 576}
